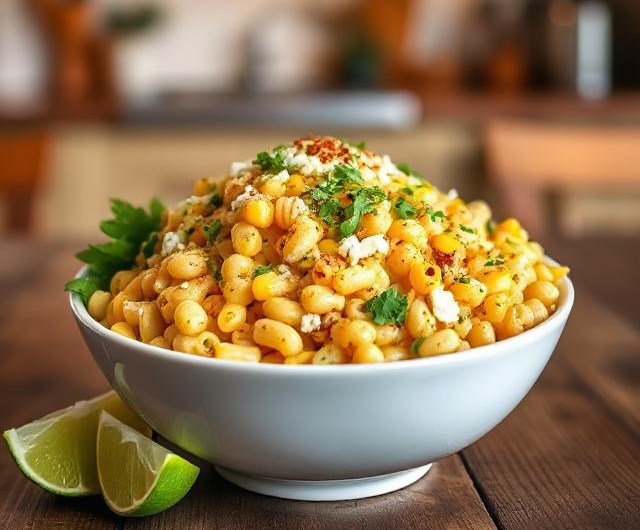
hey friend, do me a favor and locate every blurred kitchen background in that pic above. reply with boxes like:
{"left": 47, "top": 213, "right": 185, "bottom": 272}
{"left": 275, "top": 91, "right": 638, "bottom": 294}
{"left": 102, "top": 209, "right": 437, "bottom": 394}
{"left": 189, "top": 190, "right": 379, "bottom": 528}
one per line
{"left": 2, "top": 0, "right": 640, "bottom": 241}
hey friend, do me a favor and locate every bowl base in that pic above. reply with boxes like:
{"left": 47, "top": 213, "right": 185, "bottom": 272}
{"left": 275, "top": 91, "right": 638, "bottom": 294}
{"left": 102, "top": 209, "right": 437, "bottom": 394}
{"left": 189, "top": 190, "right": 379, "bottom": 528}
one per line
{"left": 215, "top": 463, "right": 432, "bottom": 501}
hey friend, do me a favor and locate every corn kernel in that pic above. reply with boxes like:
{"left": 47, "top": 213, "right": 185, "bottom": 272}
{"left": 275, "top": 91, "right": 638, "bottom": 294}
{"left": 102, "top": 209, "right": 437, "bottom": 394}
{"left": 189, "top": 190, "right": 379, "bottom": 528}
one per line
{"left": 430, "top": 233, "right": 461, "bottom": 253}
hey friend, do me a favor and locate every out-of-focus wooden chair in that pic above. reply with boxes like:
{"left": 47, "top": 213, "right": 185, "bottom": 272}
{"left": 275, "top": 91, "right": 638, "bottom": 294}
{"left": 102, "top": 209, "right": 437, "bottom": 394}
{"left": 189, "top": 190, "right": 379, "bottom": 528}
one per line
{"left": 485, "top": 119, "right": 640, "bottom": 236}
{"left": 0, "top": 128, "right": 50, "bottom": 233}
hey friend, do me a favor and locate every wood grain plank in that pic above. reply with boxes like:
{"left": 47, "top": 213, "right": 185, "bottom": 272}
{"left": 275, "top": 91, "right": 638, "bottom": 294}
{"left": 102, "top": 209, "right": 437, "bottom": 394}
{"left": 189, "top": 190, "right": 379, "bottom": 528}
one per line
{"left": 461, "top": 291, "right": 640, "bottom": 530}
{"left": 126, "top": 451, "right": 496, "bottom": 530}
{"left": 0, "top": 241, "right": 118, "bottom": 530}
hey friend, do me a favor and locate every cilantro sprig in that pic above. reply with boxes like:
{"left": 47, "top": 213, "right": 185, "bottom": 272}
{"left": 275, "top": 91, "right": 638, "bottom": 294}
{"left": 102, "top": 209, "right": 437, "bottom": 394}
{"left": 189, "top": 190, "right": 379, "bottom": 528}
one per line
{"left": 394, "top": 197, "right": 418, "bottom": 219}
{"left": 426, "top": 207, "right": 445, "bottom": 222}
{"left": 253, "top": 150, "right": 288, "bottom": 173}
{"left": 253, "top": 265, "right": 274, "bottom": 277}
{"left": 65, "top": 198, "right": 165, "bottom": 305}
{"left": 460, "top": 224, "right": 476, "bottom": 234}
{"left": 307, "top": 164, "right": 386, "bottom": 238}
{"left": 203, "top": 219, "right": 222, "bottom": 242}
{"left": 365, "top": 288, "right": 408, "bottom": 325}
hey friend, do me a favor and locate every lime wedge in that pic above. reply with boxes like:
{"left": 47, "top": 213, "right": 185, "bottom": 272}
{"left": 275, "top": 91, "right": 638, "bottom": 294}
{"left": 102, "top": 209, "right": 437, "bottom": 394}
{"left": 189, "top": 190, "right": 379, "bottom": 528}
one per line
{"left": 97, "top": 411, "right": 199, "bottom": 517}
{"left": 3, "top": 391, "right": 151, "bottom": 496}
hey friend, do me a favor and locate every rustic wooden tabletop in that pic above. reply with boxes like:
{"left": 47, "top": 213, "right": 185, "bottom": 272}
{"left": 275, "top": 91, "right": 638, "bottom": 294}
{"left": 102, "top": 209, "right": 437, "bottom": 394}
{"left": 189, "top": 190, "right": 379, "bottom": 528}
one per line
{"left": 1, "top": 238, "right": 638, "bottom": 530}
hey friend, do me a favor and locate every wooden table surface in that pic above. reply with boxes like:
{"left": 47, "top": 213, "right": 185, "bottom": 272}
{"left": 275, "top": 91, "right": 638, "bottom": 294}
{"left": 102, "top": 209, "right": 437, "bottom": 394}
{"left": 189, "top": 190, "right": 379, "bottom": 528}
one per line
{"left": 1, "top": 238, "right": 638, "bottom": 530}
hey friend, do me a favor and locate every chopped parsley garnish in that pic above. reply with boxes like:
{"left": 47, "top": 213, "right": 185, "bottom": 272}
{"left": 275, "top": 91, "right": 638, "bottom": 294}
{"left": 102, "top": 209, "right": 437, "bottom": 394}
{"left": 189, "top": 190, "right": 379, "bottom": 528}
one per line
{"left": 411, "top": 337, "right": 426, "bottom": 355}
{"left": 203, "top": 219, "right": 222, "bottom": 242}
{"left": 65, "top": 198, "right": 165, "bottom": 304}
{"left": 318, "top": 199, "right": 341, "bottom": 226}
{"left": 458, "top": 275, "right": 471, "bottom": 284}
{"left": 253, "top": 265, "right": 274, "bottom": 277}
{"left": 356, "top": 140, "right": 367, "bottom": 150}
{"left": 253, "top": 150, "right": 288, "bottom": 173}
{"left": 394, "top": 197, "right": 418, "bottom": 219}
{"left": 486, "top": 219, "right": 495, "bottom": 235}
{"left": 460, "top": 225, "right": 476, "bottom": 234}
{"left": 209, "top": 194, "right": 223, "bottom": 207}
{"left": 426, "top": 207, "right": 445, "bottom": 222}
{"left": 365, "top": 288, "right": 408, "bottom": 325}
{"left": 339, "top": 186, "right": 387, "bottom": 238}
{"left": 484, "top": 254, "right": 505, "bottom": 267}
{"left": 400, "top": 187, "right": 414, "bottom": 196}
{"left": 397, "top": 162, "right": 422, "bottom": 178}
{"left": 308, "top": 164, "right": 362, "bottom": 204}
{"left": 307, "top": 164, "right": 385, "bottom": 237}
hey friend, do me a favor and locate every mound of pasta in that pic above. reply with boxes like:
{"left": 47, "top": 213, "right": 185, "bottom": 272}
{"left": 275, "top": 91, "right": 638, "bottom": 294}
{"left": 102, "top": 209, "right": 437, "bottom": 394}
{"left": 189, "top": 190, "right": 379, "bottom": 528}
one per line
{"left": 80, "top": 137, "right": 569, "bottom": 364}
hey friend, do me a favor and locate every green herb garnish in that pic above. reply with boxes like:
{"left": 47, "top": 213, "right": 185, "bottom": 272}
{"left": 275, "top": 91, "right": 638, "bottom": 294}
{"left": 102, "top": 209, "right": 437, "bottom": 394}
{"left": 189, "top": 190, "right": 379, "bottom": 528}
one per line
{"left": 209, "top": 194, "right": 223, "bottom": 208}
{"left": 426, "top": 207, "right": 445, "bottom": 222}
{"left": 397, "top": 162, "right": 422, "bottom": 178}
{"left": 394, "top": 197, "right": 418, "bottom": 219}
{"left": 339, "top": 186, "right": 387, "bottom": 238}
{"left": 486, "top": 219, "right": 495, "bottom": 235}
{"left": 253, "top": 265, "right": 274, "bottom": 277}
{"left": 401, "top": 187, "right": 414, "bottom": 196}
{"left": 65, "top": 198, "right": 165, "bottom": 304}
{"left": 411, "top": 337, "right": 426, "bottom": 355}
{"left": 203, "top": 220, "right": 222, "bottom": 242}
{"left": 458, "top": 275, "right": 471, "bottom": 284}
{"left": 484, "top": 254, "right": 505, "bottom": 267}
{"left": 365, "top": 288, "right": 408, "bottom": 325}
{"left": 460, "top": 225, "right": 476, "bottom": 234}
{"left": 356, "top": 140, "right": 367, "bottom": 150}
{"left": 253, "top": 150, "right": 288, "bottom": 173}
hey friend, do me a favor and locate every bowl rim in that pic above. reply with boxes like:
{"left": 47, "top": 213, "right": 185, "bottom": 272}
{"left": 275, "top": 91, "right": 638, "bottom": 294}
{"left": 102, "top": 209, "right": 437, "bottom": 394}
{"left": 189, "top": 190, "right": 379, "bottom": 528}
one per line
{"left": 69, "top": 260, "right": 574, "bottom": 375}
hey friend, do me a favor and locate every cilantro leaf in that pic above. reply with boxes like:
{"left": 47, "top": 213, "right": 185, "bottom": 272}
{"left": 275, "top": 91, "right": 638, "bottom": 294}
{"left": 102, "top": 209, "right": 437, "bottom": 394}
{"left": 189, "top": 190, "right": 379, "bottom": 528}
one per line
{"left": 356, "top": 140, "right": 367, "bottom": 150}
{"left": 486, "top": 219, "right": 495, "bottom": 235}
{"left": 253, "top": 265, "right": 274, "bottom": 277}
{"left": 460, "top": 225, "right": 476, "bottom": 234}
{"left": 364, "top": 288, "right": 408, "bottom": 325}
{"left": 394, "top": 197, "right": 418, "bottom": 219}
{"left": 401, "top": 187, "right": 414, "bottom": 196}
{"left": 333, "top": 164, "right": 363, "bottom": 186}
{"left": 339, "top": 186, "right": 387, "bottom": 238}
{"left": 253, "top": 150, "right": 287, "bottom": 173}
{"left": 203, "top": 219, "right": 222, "bottom": 242}
{"left": 209, "top": 194, "right": 223, "bottom": 207}
{"left": 426, "top": 207, "right": 445, "bottom": 222}
{"left": 484, "top": 253, "right": 505, "bottom": 267}
{"left": 411, "top": 337, "right": 425, "bottom": 355}
{"left": 65, "top": 198, "right": 165, "bottom": 305}
{"left": 318, "top": 199, "right": 341, "bottom": 226}
{"left": 397, "top": 162, "right": 422, "bottom": 178}
{"left": 458, "top": 275, "right": 471, "bottom": 284}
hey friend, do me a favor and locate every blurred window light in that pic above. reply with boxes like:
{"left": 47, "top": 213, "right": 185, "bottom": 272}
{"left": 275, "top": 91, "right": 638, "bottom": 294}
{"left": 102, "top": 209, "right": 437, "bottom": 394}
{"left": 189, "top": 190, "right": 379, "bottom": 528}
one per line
{"left": 576, "top": 1, "right": 611, "bottom": 100}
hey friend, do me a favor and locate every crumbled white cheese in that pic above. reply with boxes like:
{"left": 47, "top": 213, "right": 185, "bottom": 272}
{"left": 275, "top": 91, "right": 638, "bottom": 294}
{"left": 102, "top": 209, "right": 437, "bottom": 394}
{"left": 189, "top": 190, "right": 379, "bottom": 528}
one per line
{"left": 161, "top": 231, "right": 186, "bottom": 256}
{"left": 231, "top": 185, "right": 257, "bottom": 210}
{"left": 230, "top": 160, "right": 253, "bottom": 176}
{"left": 447, "top": 189, "right": 459, "bottom": 200}
{"left": 301, "top": 313, "right": 322, "bottom": 333}
{"left": 361, "top": 167, "right": 377, "bottom": 181}
{"left": 290, "top": 197, "right": 309, "bottom": 217}
{"left": 283, "top": 148, "right": 339, "bottom": 176}
{"left": 338, "top": 234, "right": 389, "bottom": 265}
{"left": 177, "top": 193, "right": 214, "bottom": 214}
{"left": 180, "top": 281, "right": 189, "bottom": 289}
{"left": 377, "top": 155, "right": 399, "bottom": 184}
{"left": 275, "top": 264, "right": 293, "bottom": 279}
{"left": 270, "top": 169, "right": 290, "bottom": 183}
{"left": 430, "top": 287, "right": 460, "bottom": 324}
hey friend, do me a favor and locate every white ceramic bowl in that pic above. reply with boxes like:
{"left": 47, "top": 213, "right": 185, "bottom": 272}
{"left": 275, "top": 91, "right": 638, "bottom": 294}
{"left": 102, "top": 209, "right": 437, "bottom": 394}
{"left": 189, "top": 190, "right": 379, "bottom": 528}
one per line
{"left": 70, "top": 271, "right": 573, "bottom": 501}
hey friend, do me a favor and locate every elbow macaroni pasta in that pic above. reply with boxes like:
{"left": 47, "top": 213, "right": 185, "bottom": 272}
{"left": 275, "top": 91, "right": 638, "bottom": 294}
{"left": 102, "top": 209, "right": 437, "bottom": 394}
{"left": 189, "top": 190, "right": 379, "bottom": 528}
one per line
{"left": 88, "top": 136, "right": 568, "bottom": 364}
